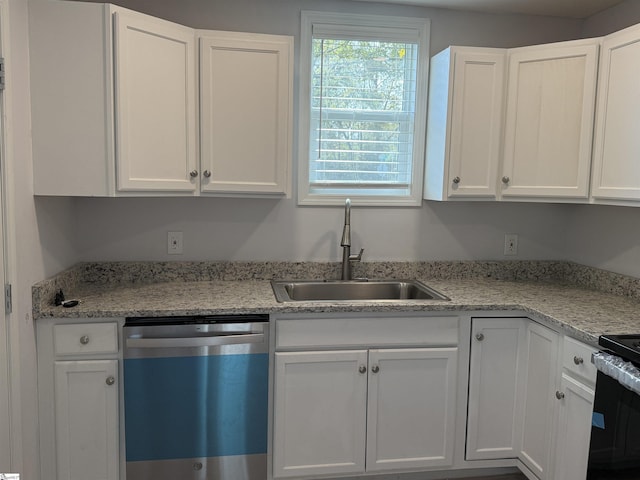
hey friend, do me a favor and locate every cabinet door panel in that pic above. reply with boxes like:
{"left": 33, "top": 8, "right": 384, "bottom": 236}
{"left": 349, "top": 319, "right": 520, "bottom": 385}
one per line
{"left": 114, "top": 10, "right": 197, "bottom": 192}
{"left": 54, "top": 360, "right": 119, "bottom": 480}
{"left": 502, "top": 42, "right": 598, "bottom": 198}
{"left": 520, "top": 323, "right": 560, "bottom": 480}
{"left": 447, "top": 50, "right": 504, "bottom": 198}
{"left": 366, "top": 348, "right": 457, "bottom": 471}
{"left": 592, "top": 25, "right": 640, "bottom": 200}
{"left": 273, "top": 351, "right": 367, "bottom": 478}
{"left": 553, "top": 373, "right": 595, "bottom": 480}
{"left": 200, "top": 33, "right": 292, "bottom": 195}
{"left": 466, "top": 318, "right": 527, "bottom": 460}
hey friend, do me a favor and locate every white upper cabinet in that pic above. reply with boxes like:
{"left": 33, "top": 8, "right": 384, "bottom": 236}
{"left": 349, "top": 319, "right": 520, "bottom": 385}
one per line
{"left": 591, "top": 23, "right": 640, "bottom": 202}
{"left": 30, "top": 2, "right": 293, "bottom": 197}
{"left": 501, "top": 40, "right": 599, "bottom": 200}
{"left": 114, "top": 10, "right": 198, "bottom": 193}
{"left": 30, "top": 1, "right": 118, "bottom": 196}
{"left": 30, "top": 2, "right": 198, "bottom": 196}
{"left": 199, "top": 32, "right": 293, "bottom": 196}
{"left": 424, "top": 47, "right": 506, "bottom": 200}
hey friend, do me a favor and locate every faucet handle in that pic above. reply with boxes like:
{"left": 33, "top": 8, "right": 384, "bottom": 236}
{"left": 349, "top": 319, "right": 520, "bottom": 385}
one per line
{"left": 349, "top": 248, "right": 364, "bottom": 262}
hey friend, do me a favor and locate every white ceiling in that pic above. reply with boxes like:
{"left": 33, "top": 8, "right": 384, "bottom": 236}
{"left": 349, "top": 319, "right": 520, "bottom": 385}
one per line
{"left": 353, "top": 0, "right": 627, "bottom": 18}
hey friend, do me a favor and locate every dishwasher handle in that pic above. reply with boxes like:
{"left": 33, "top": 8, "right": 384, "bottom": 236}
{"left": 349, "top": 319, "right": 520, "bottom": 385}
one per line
{"left": 126, "top": 332, "right": 265, "bottom": 349}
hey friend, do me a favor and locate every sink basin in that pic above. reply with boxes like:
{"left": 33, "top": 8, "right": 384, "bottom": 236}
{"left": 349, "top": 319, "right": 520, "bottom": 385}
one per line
{"left": 271, "top": 279, "right": 449, "bottom": 303}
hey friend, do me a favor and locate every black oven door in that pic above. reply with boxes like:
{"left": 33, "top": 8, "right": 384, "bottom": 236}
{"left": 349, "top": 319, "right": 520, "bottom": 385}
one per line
{"left": 588, "top": 371, "right": 640, "bottom": 479}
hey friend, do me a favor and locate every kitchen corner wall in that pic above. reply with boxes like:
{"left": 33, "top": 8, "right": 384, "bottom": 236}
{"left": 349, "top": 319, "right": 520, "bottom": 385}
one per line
{"left": 582, "top": 0, "right": 640, "bottom": 36}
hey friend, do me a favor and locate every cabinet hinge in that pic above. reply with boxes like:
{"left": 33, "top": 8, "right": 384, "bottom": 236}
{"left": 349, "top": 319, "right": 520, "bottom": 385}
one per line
{"left": 0, "top": 58, "right": 5, "bottom": 91}
{"left": 5, "top": 283, "right": 11, "bottom": 314}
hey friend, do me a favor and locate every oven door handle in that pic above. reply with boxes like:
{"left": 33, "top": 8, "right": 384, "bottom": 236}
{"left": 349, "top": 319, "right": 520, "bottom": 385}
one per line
{"left": 125, "top": 333, "right": 265, "bottom": 349}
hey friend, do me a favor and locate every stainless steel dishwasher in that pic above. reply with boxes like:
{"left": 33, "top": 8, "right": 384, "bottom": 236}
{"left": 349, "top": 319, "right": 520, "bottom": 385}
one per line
{"left": 123, "top": 314, "right": 269, "bottom": 480}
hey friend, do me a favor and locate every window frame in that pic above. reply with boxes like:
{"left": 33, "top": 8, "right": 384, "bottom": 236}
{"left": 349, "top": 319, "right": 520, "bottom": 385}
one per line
{"left": 298, "top": 11, "right": 431, "bottom": 206}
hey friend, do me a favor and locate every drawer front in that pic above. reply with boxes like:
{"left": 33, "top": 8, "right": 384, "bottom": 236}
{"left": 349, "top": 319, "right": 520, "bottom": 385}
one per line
{"left": 54, "top": 322, "right": 119, "bottom": 356}
{"left": 276, "top": 315, "right": 459, "bottom": 349}
{"left": 562, "top": 336, "right": 597, "bottom": 384}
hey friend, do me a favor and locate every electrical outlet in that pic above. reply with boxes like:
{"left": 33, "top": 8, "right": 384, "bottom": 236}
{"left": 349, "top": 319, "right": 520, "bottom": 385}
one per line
{"left": 167, "top": 231, "right": 183, "bottom": 255}
{"left": 504, "top": 234, "right": 518, "bottom": 256}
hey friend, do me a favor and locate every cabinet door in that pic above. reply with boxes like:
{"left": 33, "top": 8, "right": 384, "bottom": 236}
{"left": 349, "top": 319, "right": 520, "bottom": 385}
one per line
{"left": 54, "top": 360, "right": 119, "bottom": 480}
{"left": 466, "top": 318, "right": 527, "bottom": 460}
{"left": 366, "top": 348, "right": 457, "bottom": 471}
{"left": 552, "top": 373, "right": 595, "bottom": 480}
{"left": 447, "top": 49, "right": 505, "bottom": 198}
{"left": 114, "top": 10, "right": 197, "bottom": 192}
{"left": 591, "top": 24, "right": 640, "bottom": 201}
{"left": 502, "top": 41, "right": 598, "bottom": 199}
{"left": 200, "top": 32, "right": 293, "bottom": 196}
{"left": 424, "top": 47, "right": 505, "bottom": 201}
{"left": 520, "top": 322, "right": 560, "bottom": 480}
{"left": 273, "top": 350, "right": 368, "bottom": 478}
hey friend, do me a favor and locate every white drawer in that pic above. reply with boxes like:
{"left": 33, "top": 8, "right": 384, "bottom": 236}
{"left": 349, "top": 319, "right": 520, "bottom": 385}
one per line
{"left": 276, "top": 314, "right": 459, "bottom": 349}
{"left": 562, "top": 336, "right": 597, "bottom": 385}
{"left": 54, "top": 322, "right": 118, "bottom": 356}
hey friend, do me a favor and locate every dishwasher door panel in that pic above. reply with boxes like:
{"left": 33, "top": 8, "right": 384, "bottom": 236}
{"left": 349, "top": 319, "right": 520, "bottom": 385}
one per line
{"left": 124, "top": 353, "right": 269, "bottom": 461}
{"left": 123, "top": 318, "right": 269, "bottom": 480}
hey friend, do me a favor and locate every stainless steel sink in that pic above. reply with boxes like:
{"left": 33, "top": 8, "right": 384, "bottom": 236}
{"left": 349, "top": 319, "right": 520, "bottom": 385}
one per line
{"left": 271, "top": 279, "right": 449, "bottom": 303}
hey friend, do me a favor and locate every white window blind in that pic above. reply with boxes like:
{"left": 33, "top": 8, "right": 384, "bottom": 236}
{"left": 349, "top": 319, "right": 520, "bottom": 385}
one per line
{"left": 299, "top": 12, "right": 430, "bottom": 206}
{"left": 310, "top": 38, "right": 418, "bottom": 192}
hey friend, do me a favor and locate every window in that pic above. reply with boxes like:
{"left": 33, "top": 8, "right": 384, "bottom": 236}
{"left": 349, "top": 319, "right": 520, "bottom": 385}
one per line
{"left": 298, "top": 11, "right": 430, "bottom": 206}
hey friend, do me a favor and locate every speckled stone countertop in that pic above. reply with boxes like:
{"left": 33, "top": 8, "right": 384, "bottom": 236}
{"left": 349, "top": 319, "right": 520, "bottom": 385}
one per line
{"left": 32, "top": 260, "right": 640, "bottom": 346}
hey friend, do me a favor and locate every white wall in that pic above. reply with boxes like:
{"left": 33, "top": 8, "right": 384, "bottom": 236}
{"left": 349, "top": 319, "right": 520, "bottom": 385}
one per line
{"left": 74, "top": 197, "right": 572, "bottom": 262}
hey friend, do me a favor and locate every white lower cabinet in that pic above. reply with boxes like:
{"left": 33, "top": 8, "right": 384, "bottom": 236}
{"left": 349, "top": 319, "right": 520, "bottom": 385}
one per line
{"left": 273, "top": 347, "right": 458, "bottom": 478}
{"left": 54, "top": 360, "right": 119, "bottom": 480}
{"left": 519, "top": 321, "right": 560, "bottom": 480}
{"left": 273, "top": 313, "right": 460, "bottom": 479}
{"left": 468, "top": 318, "right": 596, "bottom": 480}
{"left": 366, "top": 348, "right": 458, "bottom": 472}
{"left": 37, "top": 319, "right": 122, "bottom": 480}
{"left": 552, "top": 374, "right": 595, "bottom": 480}
{"left": 466, "top": 318, "right": 528, "bottom": 460}
{"left": 552, "top": 337, "right": 597, "bottom": 480}
{"left": 273, "top": 350, "right": 368, "bottom": 478}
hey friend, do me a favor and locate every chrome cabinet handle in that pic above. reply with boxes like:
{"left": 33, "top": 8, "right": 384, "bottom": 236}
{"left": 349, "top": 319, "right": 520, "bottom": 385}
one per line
{"left": 80, "top": 335, "right": 90, "bottom": 345}
{"left": 189, "top": 170, "right": 198, "bottom": 178}
{"left": 475, "top": 333, "right": 484, "bottom": 341}
{"left": 555, "top": 391, "right": 565, "bottom": 400}
{"left": 371, "top": 365, "right": 380, "bottom": 373}
{"left": 502, "top": 176, "right": 510, "bottom": 184}
{"left": 203, "top": 170, "right": 212, "bottom": 178}
{"left": 452, "top": 176, "right": 461, "bottom": 184}
{"left": 573, "top": 356, "right": 584, "bottom": 365}
{"left": 359, "top": 365, "right": 367, "bottom": 374}
{"left": 105, "top": 376, "right": 115, "bottom": 386}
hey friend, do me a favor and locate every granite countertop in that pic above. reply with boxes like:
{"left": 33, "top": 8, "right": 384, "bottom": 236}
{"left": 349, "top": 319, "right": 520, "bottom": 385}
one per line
{"left": 32, "top": 261, "right": 640, "bottom": 346}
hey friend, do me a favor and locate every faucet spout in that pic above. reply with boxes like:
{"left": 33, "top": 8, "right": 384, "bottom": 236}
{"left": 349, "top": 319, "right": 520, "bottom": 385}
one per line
{"left": 341, "top": 198, "right": 351, "bottom": 247}
{"left": 340, "top": 198, "right": 363, "bottom": 280}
